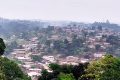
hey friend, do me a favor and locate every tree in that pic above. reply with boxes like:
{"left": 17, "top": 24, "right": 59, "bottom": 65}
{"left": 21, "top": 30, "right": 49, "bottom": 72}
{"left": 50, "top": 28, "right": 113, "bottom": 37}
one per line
{"left": 53, "top": 40, "right": 64, "bottom": 51}
{"left": 39, "top": 63, "right": 88, "bottom": 80}
{"left": 0, "top": 57, "right": 31, "bottom": 80}
{"left": 97, "top": 25, "right": 102, "bottom": 31}
{"left": 82, "top": 55, "right": 120, "bottom": 80}
{"left": 57, "top": 73, "right": 75, "bottom": 80}
{"left": 60, "top": 65, "right": 73, "bottom": 74}
{"left": 49, "top": 63, "right": 60, "bottom": 71}
{"left": 45, "top": 40, "right": 51, "bottom": 48}
{"left": 31, "top": 55, "right": 42, "bottom": 62}
{"left": 64, "top": 39, "right": 69, "bottom": 49}
{"left": 38, "top": 69, "right": 49, "bottom": 80}
{"left": 72, "top": 63, "right": 89, "bottom": 80}
{"left": 0, "top": 38, "right": 31, "bottom": 80}
{"left": 95, "top": 44, "right": 101, "bottom": 51}
{"left": 0, "top": 66, "right": 6, "bottom": 80}
{"left": 106, "top": 35, "right": 120, "bottom": 46}
{"left": 0, "top": 38, "right": 6, "bottom": 56}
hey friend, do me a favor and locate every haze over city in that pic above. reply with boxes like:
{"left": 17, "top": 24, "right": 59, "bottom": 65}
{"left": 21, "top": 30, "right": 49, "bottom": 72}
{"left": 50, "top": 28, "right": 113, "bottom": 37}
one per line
{"left": 1, "top": 0, "right": 120, "bottom": 80}
{"left": 0, "top": 0, "right": 120, "bottom": 23}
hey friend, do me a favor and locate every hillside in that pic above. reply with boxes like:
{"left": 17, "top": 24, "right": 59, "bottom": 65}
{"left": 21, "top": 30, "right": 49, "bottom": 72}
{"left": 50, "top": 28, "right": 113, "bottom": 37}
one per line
{"left": 0, "top": 18, "right": 120, "bottom": 37}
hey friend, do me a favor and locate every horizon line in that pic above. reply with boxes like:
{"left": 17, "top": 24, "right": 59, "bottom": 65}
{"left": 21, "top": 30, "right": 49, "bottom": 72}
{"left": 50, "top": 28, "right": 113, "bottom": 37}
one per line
{"left": 0, "top": 17, "right": 119, "bottom": 24}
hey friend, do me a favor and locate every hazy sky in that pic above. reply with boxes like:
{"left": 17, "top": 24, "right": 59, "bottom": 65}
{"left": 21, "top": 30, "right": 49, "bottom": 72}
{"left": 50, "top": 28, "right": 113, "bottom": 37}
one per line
{"left": 0, "top": 0, "right": 120, "bottom": 23}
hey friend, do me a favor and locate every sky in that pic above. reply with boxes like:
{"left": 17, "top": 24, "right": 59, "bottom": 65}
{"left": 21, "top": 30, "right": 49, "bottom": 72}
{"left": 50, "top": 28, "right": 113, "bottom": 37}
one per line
{"left": 0, "top": 0, "right": 120, "bottom": 23}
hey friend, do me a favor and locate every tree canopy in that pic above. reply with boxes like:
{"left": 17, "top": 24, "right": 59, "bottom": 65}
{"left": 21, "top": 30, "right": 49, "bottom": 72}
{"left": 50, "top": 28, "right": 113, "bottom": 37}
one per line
{"left": 82, "top": 55, "right": 120, "bottom": 80}
{"left": 0, "top": 38, "right": 6, "bottom": 56}
{"left": 39, "top": 55, "right": 120, "bottom": 80}
{"left": 0, "top": 38, "right": 31, "bottom": 80}
{"left": 0, "top": 57, "right": 31, "bottom": 80}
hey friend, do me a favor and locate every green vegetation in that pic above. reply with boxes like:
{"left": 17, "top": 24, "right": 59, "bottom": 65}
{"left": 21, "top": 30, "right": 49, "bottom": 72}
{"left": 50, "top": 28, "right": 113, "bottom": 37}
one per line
{"left": 2, "top": 19, "right": 120, "bottom": 57}
{"left": 38, "top": 63, "right": 88, "bottom": 80}
{"left": 0, "top": 57, "right": 31, "bottom": 80}
{"left": 1, "top": 19, "right": 120, "bottom": 80}
{"left": 39, "top": 55, "right": 120, "bottom": 80}
{"left": 58, "top": 73, "right": 75, "bottom": 80}
{"left": 0, "top": 66, "right": 6, "bottom": 80}
{"left": 0, "top": 38, "right": 31, "bottom": 80}
{"left": 0, "top": 38, "right": 6, "bottom": 56}
{"left": 106, "top": 35, "right": 120, "bottom": 56}
{"left": 45, "top": 35, "right": 85, "bottom": 55}
{"left": 82, "top": 55, "right": 120, "bottom": 80}
{"left": 31, "top": 55, "right": 42, "bottom": 62}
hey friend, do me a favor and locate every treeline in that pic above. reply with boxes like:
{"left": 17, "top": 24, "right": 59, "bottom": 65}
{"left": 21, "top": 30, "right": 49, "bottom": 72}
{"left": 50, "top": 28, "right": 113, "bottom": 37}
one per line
{"left": 38, "top": 55, "right": 120, "bottom": 80}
